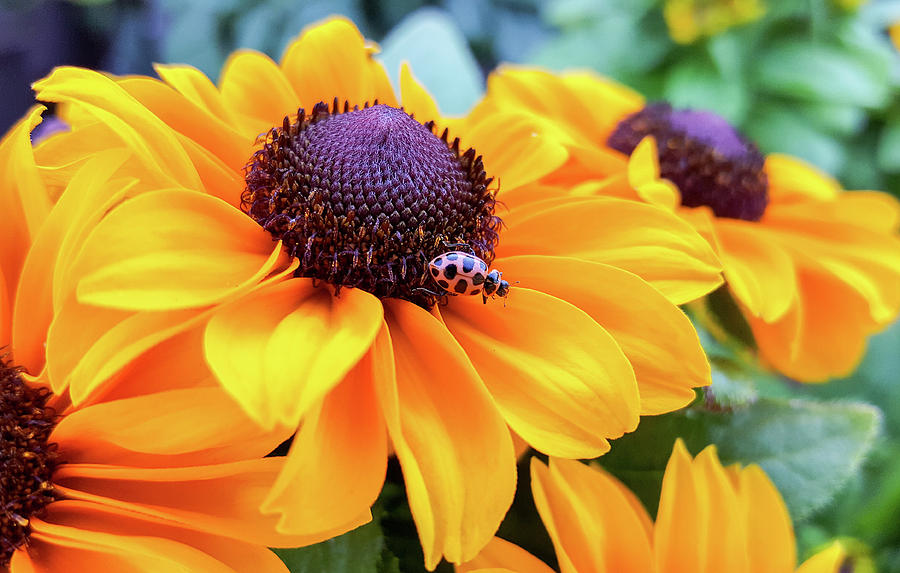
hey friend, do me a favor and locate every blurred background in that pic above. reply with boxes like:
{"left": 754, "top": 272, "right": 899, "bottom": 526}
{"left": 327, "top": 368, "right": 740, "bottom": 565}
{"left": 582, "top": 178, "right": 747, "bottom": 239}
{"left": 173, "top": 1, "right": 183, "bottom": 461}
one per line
{"left": 3, "top": 0, "right": 899, "bottom": 196}
{"left": 3, "top": 0, "right": 899, "bottom": 571}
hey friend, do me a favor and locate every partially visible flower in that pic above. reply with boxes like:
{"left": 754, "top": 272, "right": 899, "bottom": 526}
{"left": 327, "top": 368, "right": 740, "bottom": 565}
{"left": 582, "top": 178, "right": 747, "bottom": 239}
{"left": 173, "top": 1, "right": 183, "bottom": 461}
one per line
{"left": 0, "top": 112, "right": 363, "bottom": 572}
{"left": 664, "top": 0, "right": 765, "bottom": 44}
{"left": 891, "top": 22, "right": 900, "bottom": 50}
{"left": 459, "top": 440, "right": 847, "bottom": 573}
{"left": 15, "top": 17, "right": 723, "bottom": 568}
{"left": 472, "top": 67, "right": 900, "bottom": 382}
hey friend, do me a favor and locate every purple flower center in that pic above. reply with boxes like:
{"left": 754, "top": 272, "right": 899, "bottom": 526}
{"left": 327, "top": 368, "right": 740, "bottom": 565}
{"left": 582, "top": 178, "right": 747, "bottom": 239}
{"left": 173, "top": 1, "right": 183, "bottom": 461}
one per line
{"left": 243, "top": 101, "right": 500, "bottom": 307}
{"left": 608, "top": 103, "right": 769, "bottom": 221}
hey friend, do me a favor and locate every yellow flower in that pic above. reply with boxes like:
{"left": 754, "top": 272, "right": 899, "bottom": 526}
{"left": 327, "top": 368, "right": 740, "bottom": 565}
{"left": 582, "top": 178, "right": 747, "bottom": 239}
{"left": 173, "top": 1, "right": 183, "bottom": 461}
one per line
{"left": 18, "top": 18, "right": 722, "bottom": 567}
{"left": 459, "top": 441, "right": 847, "bottom": 573}
{"left": 0, "top": 110, "right": 361, "bottom": 572}
{"left": 664, "top": 0, "right": 766, "bottom": 44}
{"left": 472, "top": 67, "right": 900, "bottom": 382}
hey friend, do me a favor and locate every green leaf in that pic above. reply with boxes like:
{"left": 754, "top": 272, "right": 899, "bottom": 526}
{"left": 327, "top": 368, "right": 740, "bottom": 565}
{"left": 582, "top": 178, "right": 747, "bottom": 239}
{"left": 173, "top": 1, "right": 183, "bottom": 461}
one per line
{"left": 378, "top": 8, "right": 484, "bottom": 116}
{"left": 274, "top": 518, "right": 395, "bottom": 573}
{"left": 600, "top": 398, "right": 881, "bottom": 522}
{"left": 743, "top": 104, "right": 847, "bottom": 174}
{"left": 707, "top": 399, "right": 882, "bottom": 521}
{"left": 753, "top": 40, "right": 890, "bottom": 108}
{"left": 663, "top": 56, "right": 749, "bottom": 124}
{"left": 879, "top": 113, "right": 900, "bottom": 173}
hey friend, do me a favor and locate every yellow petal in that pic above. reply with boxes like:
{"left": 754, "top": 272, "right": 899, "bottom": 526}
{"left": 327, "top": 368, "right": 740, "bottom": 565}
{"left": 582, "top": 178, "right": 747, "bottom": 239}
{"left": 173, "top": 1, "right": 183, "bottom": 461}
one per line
{"left": 219, "top": 50, "right": 300, "bottom": 136}
{"left": 443, "top": 286, "right": 639, "bottom": 458}
{"left": 377, "top": 301, "right": 515, "bottom": 568}
{"left": 204, "top": 280, "right": 383, "bottom": 428}
{"left": 654, "top": 439, "right": 703, "bottom": 572}
{"left": 457, "top": 537, "right": 556, "bottom": 573}
{"left": 765, "top": 154, "right": 840, "bottom": 204}
{"left": 716, "top": 218, "right": 798, "bottom": 322}
{"left": 628, "top": 136, "right": 680, "bottom": 210}
{"left": 739, "top": 465, "right": 796, "bottom": 573}
{"left": 494, "top": 255, "right": 709, "bottom": 415}
{"left": 33, "top": 67, "right": 202, "bottom": 189}
{"left": 531, "top": 458, "right": 654, "bottom": 573}
{"left": 280, "top": 17, "right": 396, "bottom": 109}
{"left": 693, "top": 446, "right": 750, "bottom": 573}
{"left": 72, "top": 189, "right": 283, "bottom": 311}
{"left": 262, "top": 355, "right": 387, "bottom": 535}
{"left": 400, "top": 63, "right": 441, "bottom": 124}
{"left": 796, "top": 541, "right": 846, "bottom": 573}
{"left": 497, "top": 196, "right": 723, "bottom": 304}
{"left": 461, "top": 111, "right": 570, "bottom": 193}
{"left": 0, "top": 106, "right": 50, "bottom": 346}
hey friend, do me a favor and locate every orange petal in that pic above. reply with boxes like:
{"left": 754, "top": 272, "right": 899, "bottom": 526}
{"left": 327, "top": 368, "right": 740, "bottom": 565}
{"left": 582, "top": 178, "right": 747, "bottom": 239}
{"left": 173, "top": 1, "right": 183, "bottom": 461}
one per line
{"left": 531, "top": 458, "right": 653, "bottom": 573}
{"left": 457, "top": 537, "right": 555, "bottom": 573}
{"left": 715, "top": 218, "right": 798, "bottom": 322}
{"left": 654, "top": 439, "right": 703, "bottom": 573}
{"left": 52, "top": 387, "right": 292, "bottom": 468}
{"left": 376, "top": 302, "right": 515, "bottom": 568}
{"left": 796, "top": 541, "right": 846, "bottom": 573}
{"left": 32, "top": 67, "right": 201, "bottom": 189}
{"left": 739, "top": 465, "right": 796, "bottom": 573}
{"left": 23, "top": 500, "right": 291, "bottom": 572}
{"left": 749, "top": 267, "right": 879, "bottom": 382}
{"left": 443, "top": 286, "right": 639, "bottom": 458}
{"left": 72, "top": 188, "right": 282, "bottom": 311}
{"left": 496, "top": 196, "right": 723, "bottom": 304}
{"left": 204, "top": 280, "right": 383, "bottom": 428}
{"left": 261, "top": 354, "right": 387, "bottom": 535}
{"left": 53, "top": 459, "right": 361, "bottom": 548}
{"left": 494, "top": 255, "right": 708, "bottom": 415}
{"left": 280, "top": 17, "right": 397, "bottom": 109}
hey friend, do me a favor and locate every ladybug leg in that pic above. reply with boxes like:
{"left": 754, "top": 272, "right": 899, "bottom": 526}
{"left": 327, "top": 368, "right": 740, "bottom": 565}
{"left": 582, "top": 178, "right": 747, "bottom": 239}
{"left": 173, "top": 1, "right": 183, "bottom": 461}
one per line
{"left": 413, "top": 286, "right": 447, "bottom": 298}
{"left": 441, "top": 241, "right": 476, "bottom": 254}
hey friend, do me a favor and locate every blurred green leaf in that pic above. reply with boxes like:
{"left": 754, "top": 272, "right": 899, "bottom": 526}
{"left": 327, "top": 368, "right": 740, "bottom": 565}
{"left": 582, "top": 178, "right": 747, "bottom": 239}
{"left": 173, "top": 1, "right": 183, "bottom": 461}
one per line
{"left": 378, "top": 8, "right": 484, "bottom": 116}
{"left": 744, "top": 104, "right": 847, "bottom": 174}
{"left": 879, "top": 112, "right": 900, "bottom": 173}
{"left": 754, "top": 41, "right": 890, "bottom": 108}
{"left": 664, "top": 55, "right": 749, "bottom": 124}
{"left": 795, "top": 100, "right": 867, "bottom": 137}
{"left": 273, "top": 518, "right": 395, "bottom": 573}
{"left": 600, "top": 397, "right": 880, "bottom": 522}
{"left": 708, "top": 399, "right": 881, "bottom": 521}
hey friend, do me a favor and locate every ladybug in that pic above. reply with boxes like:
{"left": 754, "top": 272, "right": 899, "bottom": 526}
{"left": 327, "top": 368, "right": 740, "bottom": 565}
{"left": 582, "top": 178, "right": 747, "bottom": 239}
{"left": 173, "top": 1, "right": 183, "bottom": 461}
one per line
{"left": 427, "top": 251, "right": 510, "bottom": 303}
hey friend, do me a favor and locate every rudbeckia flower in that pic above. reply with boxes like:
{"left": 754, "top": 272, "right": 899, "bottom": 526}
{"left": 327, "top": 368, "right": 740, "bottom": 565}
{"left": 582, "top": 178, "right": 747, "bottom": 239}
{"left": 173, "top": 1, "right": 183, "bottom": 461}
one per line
{"left": 459, "top": 441, "right": 847, "bottom": 573}
{"left": 663, "top": 0, "right": 765, "bottom": 44}
{"left": 0, "top": 112, "right": 364, "bottom": 572}
{"left": 472, "top": 67, "right": 900, "bottom": 383}
{"left": 18, "top": 18, "right": 722, "bottom": 567}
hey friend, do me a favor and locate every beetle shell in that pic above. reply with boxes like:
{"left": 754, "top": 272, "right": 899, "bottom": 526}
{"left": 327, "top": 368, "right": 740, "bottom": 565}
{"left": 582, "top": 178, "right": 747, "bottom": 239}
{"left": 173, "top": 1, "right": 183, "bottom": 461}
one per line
{"left": 428, "top": 251, "right": 490, "bottom": 296}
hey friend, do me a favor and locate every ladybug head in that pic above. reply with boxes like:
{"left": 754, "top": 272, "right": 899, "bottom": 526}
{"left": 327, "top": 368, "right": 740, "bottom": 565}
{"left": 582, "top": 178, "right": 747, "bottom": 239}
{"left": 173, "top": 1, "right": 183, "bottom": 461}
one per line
{"left": 483, "top": 269, "right": 510, "bottom": 298}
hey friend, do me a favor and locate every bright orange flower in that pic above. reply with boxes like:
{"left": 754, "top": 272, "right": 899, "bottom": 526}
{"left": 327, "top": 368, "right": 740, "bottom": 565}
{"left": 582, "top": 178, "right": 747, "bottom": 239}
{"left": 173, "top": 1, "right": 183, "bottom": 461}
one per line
{"left": 459, "top": 441, "right": 847, "bottom": 573}
{"left": 18, "top": 18, "right": 722, "bottom": 567}
{"left": 0, "top": 112, "right": 363, "bottom": 572}
{"left": 472, "top": 67, "right": 900, "bottom": 382}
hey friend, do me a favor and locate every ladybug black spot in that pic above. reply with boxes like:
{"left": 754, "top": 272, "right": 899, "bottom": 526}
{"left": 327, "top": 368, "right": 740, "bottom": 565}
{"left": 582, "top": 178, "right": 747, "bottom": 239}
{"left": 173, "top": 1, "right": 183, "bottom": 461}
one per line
{"left": 430, "top": 268, "right": 439, "bottom": 277}
{"left": 472, "top": 272, "right": 485, "bottom": 285}
{"left": 444, "top": 264, "right": 458, "bottom": 279}
{"left": 438, "top": 279, "right": 450, "bottom": 289}
{"left": 454, "top": 280, "right": 469, "bottom": 294}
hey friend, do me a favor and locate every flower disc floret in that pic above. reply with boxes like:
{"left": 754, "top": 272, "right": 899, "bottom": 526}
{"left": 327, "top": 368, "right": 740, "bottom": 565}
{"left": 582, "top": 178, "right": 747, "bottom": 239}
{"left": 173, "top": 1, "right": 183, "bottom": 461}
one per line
{"left": 242, "top": 100, "right": 500, "bottom": 307}
{"left": 0, "top": 360, "right": 58, "bottom": 566}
